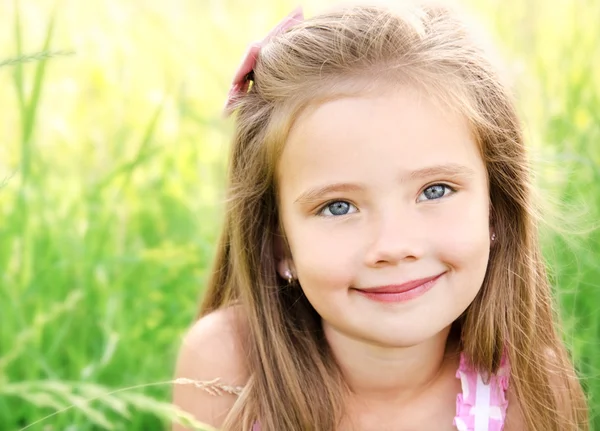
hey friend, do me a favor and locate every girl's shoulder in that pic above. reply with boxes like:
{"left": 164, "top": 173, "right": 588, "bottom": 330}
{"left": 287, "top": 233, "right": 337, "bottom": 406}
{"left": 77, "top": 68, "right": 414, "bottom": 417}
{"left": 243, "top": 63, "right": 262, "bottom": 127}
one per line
{"left": 172, "top": 305, "right": 249, "bottom": 430}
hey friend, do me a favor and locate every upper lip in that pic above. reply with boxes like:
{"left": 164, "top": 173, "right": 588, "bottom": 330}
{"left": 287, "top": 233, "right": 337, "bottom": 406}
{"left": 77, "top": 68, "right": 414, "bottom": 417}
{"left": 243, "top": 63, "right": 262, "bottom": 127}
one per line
{"left": 356, "top": 273, "right": 444, "bottom": 294}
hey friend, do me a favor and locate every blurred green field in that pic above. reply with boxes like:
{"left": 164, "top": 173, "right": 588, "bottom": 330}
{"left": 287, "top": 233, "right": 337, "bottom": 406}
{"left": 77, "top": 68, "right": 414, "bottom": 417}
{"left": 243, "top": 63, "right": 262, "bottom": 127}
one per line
{"left": 0, "top": 0, "right": 599, "bottom": 429}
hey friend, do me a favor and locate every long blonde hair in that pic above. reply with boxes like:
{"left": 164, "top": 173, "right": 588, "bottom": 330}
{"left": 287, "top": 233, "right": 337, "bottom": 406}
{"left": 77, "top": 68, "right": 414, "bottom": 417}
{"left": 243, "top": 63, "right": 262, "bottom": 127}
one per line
{"left": 200, "top": 2, "right": 588, "bottom": 429}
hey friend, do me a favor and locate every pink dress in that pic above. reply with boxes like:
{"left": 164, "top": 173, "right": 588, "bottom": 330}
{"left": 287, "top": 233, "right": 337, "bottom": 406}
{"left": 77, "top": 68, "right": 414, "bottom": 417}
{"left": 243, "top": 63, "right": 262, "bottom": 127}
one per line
{"left": 454, "top": 352, "right": 510, "bottom": 431}
{"left": 252, "top": 352, "right": 510, "bottom": 431}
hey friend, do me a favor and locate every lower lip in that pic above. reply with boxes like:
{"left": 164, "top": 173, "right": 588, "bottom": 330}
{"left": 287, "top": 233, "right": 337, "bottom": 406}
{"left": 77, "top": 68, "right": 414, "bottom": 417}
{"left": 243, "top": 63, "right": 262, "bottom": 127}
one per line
{"left": 354, "top": 274, "right": 443, "bottom": 303}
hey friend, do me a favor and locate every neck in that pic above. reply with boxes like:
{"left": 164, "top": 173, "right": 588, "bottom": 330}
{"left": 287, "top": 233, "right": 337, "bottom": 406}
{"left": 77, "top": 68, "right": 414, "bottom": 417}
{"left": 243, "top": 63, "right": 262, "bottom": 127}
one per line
{"left": 324, "top": 324, "right": 459, "bottom": 404}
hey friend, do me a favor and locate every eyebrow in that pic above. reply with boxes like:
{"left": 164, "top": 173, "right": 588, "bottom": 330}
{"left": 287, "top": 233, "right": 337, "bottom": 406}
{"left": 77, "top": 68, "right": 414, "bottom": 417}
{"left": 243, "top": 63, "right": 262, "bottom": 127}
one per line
{"left": 406, "top": 163, "right": 476, "bottom": 181}
{"left": 294, "top": 164, "right": 476, "bottom": 205}
{"left": 295, "top": 183, "right": 364, "bottom": 205}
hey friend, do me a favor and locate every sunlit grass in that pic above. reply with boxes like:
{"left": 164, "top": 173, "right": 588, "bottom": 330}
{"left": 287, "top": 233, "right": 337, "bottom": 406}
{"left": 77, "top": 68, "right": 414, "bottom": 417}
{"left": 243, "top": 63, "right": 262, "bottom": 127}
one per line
{"left": 1, "top": 0, "right": 598, "bottom": 429}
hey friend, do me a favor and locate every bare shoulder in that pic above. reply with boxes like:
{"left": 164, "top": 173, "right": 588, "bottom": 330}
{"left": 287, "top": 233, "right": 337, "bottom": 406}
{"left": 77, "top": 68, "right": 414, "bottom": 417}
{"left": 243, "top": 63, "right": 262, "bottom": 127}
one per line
{"left": 504, "top": 347, "right": 581, "bottom": 431}
{"left": 172, "top": 305, "right": 249, "bottom": 430}
{"left": 504, "top": 382, "right": 525, "bottom": 431}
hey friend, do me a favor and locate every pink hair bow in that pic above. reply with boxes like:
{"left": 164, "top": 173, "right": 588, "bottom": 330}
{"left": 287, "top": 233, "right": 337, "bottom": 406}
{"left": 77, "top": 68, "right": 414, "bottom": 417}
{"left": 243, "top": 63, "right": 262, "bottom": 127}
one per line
{"left": 224, "top": 7, "right": 304, "bottom": 116}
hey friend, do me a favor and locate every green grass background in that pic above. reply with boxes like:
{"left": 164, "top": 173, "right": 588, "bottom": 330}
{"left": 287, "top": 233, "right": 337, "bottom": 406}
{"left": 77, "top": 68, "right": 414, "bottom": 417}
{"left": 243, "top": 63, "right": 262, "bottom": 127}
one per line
{"left": 0, "top": 0, "right": 598, "bottom": 429}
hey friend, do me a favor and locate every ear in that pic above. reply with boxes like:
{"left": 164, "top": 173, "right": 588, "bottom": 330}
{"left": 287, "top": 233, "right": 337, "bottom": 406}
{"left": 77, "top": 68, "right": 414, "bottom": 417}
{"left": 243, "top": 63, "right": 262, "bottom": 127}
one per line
{"left": 277, "top": 259, "right": 297, "bottom": 281}
{"left": 273, "top": 228, "right": 296, "bottom": 280}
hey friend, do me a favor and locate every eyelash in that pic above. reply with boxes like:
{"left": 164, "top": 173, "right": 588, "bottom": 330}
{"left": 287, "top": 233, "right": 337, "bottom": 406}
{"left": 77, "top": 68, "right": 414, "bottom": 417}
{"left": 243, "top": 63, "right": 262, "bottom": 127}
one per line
{"left": 417, "top": 183, "right": 457, "bottom": 202}
{"left": 315, "top": 183, "right": 457, "bottom": 216}
{"left": 316, "top": 200, "right": 358, "bottom": 217}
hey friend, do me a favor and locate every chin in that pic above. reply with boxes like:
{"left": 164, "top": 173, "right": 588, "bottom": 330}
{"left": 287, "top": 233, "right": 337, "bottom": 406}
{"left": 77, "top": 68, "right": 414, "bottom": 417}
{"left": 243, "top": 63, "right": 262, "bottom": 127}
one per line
{"left": 358, "top": 324, "right": 452, "bottom": 349}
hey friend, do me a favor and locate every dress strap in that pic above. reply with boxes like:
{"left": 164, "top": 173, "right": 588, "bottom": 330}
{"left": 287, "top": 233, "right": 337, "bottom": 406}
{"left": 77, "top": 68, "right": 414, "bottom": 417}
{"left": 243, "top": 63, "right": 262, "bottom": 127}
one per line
{"left": 453, "top": 352, "right": 510, "bottom": 431}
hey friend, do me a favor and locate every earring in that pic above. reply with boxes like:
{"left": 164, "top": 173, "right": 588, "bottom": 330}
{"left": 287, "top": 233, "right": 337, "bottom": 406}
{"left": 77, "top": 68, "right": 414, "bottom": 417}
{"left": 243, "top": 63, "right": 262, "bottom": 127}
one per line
{"left": 491, "top": 232, "right": 497, "bottom": 242}
{"left": 284, "top": 269, "right": 294, "bottom": 284}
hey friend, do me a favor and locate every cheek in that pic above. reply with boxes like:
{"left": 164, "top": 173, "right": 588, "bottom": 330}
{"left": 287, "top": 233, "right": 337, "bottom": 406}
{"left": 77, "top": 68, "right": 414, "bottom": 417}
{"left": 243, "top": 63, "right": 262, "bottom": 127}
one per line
{"left": 437, "top": 197, "right": 490, "bottom": 272}
{"left": 288, "top": 224, "right": 359, "bottom": 291}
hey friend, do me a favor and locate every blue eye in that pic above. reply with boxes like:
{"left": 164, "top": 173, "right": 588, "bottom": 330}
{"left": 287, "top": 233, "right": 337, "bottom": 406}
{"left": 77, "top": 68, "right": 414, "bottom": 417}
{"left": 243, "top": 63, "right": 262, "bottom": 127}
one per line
{"left": 417, "top": 184, "right": 455, "bottom": 202}
{"left": 319, "top": 201, "right": 358, "bottom": 217}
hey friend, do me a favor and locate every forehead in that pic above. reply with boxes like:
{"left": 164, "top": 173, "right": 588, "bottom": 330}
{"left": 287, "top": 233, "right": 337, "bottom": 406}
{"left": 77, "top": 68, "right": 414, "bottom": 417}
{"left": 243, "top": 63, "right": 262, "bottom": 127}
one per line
{"left": 277, "top": 86, "right": 486, "bottom": 192}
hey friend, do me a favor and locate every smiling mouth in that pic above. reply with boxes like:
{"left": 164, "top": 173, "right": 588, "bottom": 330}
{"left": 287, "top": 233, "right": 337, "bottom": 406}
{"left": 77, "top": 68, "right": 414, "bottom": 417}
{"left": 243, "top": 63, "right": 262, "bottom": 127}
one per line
{"left": 352, "top": 272, "right": 445, "bottom": 303}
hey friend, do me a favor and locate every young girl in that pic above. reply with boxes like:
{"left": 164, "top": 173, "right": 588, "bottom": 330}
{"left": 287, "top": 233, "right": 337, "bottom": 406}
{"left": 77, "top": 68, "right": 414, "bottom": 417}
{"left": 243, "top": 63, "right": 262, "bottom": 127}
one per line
{"left": 173, "top": 2, "right": 588, "bottom": 430}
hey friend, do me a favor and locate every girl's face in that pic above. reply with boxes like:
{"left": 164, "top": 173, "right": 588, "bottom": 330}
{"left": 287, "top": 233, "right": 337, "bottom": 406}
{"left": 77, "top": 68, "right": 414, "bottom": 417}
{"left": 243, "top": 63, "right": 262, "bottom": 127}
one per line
{"left": 276, "top": 86, "right": 491, "bottom": 347}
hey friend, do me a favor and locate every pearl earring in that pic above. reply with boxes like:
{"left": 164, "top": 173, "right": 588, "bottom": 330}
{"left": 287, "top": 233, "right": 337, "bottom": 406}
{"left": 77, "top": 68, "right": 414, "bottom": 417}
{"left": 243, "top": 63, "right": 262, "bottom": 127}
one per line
{"left": 491, "top": 232, "right": 497, "bottom": 242}
{"left": 284, "top": 269, "right": 293, "bottom": 284}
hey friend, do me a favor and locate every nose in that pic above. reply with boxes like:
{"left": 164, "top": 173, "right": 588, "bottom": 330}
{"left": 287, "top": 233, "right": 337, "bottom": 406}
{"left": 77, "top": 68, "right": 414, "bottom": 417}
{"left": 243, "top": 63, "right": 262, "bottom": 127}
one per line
{"left": 363, "top": 210, "right": 425, "bottom": 267}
